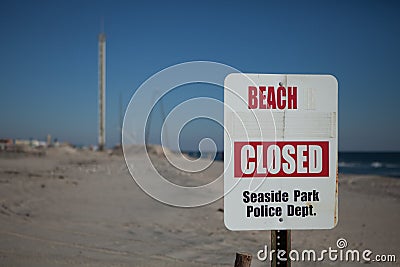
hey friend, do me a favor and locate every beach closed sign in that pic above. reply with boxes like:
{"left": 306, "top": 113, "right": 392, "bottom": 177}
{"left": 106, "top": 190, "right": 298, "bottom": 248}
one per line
{"left": 224, "top": 74, "right": 338, "bottom": 230}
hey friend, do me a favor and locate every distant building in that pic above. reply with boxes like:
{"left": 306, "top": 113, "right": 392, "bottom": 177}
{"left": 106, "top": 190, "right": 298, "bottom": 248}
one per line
{"left": 0, "top": 139, "right": 13, "bottom": 151}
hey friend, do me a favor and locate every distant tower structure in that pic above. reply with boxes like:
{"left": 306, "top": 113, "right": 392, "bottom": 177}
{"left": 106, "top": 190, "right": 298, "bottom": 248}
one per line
{"left": 98, "top": 32, "right": 106, "bottom": 151}
{"left": 119, "top": 92, "right": 123, "bottom": 146}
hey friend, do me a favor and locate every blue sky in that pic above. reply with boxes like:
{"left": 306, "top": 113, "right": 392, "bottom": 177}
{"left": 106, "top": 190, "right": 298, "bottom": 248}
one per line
{"left": 0, "top": 0, "right": 399, "bottom": 151}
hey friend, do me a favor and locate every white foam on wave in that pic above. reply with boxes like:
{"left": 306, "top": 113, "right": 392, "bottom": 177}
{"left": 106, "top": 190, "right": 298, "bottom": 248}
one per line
{"left": 338, "top": 162, "right": 358, "bottom": 168}
{"left": 371, "top": 162, "right": 383, "bottom": 168}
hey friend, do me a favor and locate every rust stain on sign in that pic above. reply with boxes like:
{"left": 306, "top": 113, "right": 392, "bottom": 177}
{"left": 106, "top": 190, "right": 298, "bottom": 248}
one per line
{"left": 334, "top": 165, "right": 339, "bottom": 226}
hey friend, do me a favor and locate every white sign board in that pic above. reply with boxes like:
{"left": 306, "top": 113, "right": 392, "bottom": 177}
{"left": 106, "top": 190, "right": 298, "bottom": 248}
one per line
{"left": 224, "top": 74, "right": 338, "bottom": 230}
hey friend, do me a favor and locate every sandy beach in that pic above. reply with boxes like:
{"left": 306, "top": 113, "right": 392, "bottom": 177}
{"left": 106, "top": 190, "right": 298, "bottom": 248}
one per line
{"left": 0, "top": 147, "right": 399, "bottom": 266}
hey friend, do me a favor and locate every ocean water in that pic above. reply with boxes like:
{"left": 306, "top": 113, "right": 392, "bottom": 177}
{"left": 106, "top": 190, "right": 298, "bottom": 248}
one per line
{"left": 339, "top": 152, "right": 400, "bottom": 178}
{"left": 185, "top": 151, "right": 400, "bottom": 178}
